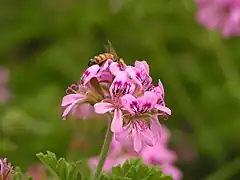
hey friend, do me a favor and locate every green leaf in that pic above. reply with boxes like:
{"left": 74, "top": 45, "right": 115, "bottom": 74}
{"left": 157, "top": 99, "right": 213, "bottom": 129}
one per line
{"left": 101, "top": 158, "right": 173, "bottom": 180}
{"left": 13, "top": 166, "right": 23, "bottom": 180}
{"left": 13, "top": 166, "right": 34, "bottom": 180}
{"left": 36, "top": 151, "right": 82, "bottom": 180}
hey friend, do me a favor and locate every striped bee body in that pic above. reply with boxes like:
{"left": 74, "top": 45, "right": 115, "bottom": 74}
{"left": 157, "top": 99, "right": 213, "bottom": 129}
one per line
{"left": 88, "top": 41, "right": 126, "bottom": 67}
{"left": 88, "top": 53, "right": 114, "bottom": 67}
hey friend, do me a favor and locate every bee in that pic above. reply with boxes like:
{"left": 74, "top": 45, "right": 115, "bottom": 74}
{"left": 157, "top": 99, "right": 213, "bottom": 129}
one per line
{"left": 88, "top": 40, "right": 126, "bottom": 67}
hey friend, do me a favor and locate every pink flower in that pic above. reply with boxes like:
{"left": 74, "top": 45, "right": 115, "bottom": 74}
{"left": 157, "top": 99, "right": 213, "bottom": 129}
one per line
{"left": 80, "top": 65, "right": 100, "bottom": 86}
{"left": 88, "top": 155, "right": 133, "bottom": 173}
{"left": 115, "top": 91, "right": 170, "bottom": 152}
{"left": 139, "top": 126, "right": 182, "bottom": 180}
{"left": 61, "top": 84, "right": 95, "bottom": 120}
{"left": 109, "top": 62, "right": 126, "bottom": 76}
{"left": 140, "top": 144, "right": 178, "bottom": 166}
{"left": 0, "top": 158, "right": 13, "bottom": 180}
{"left": 159, "top": 125, "right": 171, "bottom": 145}
{"left": 161, "top": 164, "right": 183, "bottom": 180}
{"left": 26, "top": 164, "right": 47, "bottom": 180}
{"left": 152, "top": 80, "right": 171, "bottom": 118}
{"left": 81, "top": 59, "right": 114, "bottom": 85}
{"left": 88, "top": 136, "right": 137, "bottom": 173}
{"left": 126, "top": 61, "right": 152, "bottom": 91}
{"left": 196, "top": 0, "right": 240, "bottom": 37}
{"left": 94, "top": 73, "right": 135, "bottom": 133}
{"left": 97, "top": 59, "right": 115, "bottom": 83}
{"left": 88, "top": 126, "right": 182, "bottom": 180}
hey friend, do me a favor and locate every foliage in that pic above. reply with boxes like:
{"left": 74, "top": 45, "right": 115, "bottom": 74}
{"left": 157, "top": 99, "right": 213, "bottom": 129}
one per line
{"left": 13, "top": 166, "right": 33, "bottom": 180}
{"left": 100, "top": 158, "right": 172, "bottom": 180}
{"left": 36, "top": 151, "right": 84, "bottom": 180}
{"left": 12, "top": 151, "right": 172, "bottom": 180}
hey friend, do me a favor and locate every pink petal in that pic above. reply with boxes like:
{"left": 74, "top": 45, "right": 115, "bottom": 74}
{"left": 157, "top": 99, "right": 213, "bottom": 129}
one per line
{"left": 103, "top": 158, "right": 116, "bottom": 172}
{"left": 110, "top": 73, "right": 135, "bottom": 97}
{"left": 110, "top": 136, "right": 123, "bottom": 156}
{"left": 157, "top": 79, "right": 165, "bottom": 97}
{"left": 97, "top": 70, "right": 114, "bottom": 82}
{"left": 141, "top": 145, "right": 177, "bottom": 165}
{"left": 72, "top": 103, "right": 94, "bottom": 119}
{"left": 125, "top": 66, "right": 143, "bottom": 88}
{"left": 155, "top": 104, "right": 172, "bottom": 115}
{"left": 139, "top": 91, "right": 158, "bottom": 110}
{"left": 0, "top": 160, "right": 3, "bottom": 174}
{"left": 114, "top": 123, "right": 132, "bottom": 143}
{"left": 61, "top": 94, "right": 84, "bottom": 106}
{"left": 120, "top": 94, "right": 139, "bottom": 114}
{"left": 101, "top": 59, "right": 113, "bottom": 72}
{"left": 141, "top": 129, "right": 155, "bottom": 147}
{"left": 161, "top": 125, "right": 171, "bottom": 145}
{"left": 80, "top": 65, "right": 100, "bottom": 85}
{"left": 134, "top": 60, "right": 150, "bottom": 74}
{"left": 109, "top": 73, "right": 127, "bottom": 97}
{"left": 150, "top": 116, "right": 162, "bottom": 143}
{"left": 62, "top": 103, "right": 77, "bottom": 118}
{"left": 111, "top": 109, "right": 123, "bottom": 133}
{"left": 88, "top": 156, "right": 99, "bottom": 172}
{"left": 142, "top": 74, "right": 152, "bottom": 90}
{"left": 114, "top": 155, "right": 132, "bottom": 167}
{"left": 109, "top": 62, "right": 124, "bottom": 76}
{"left": 161, "top": 164, "right": 183, "bottom": 180}
{"left": 94, "top": 102, "right": 115, "bottom": 114}
{"left": 133, "top": 130, "right": 142, "bottom": 152}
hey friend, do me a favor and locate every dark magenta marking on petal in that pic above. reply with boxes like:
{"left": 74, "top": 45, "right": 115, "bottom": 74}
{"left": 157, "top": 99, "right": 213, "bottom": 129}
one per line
{"left": 123, "top": 82, "right": 132, "bottom": 95}
{"left": 130, "top": 101, "right": 140, "bottom": 113}
{"left": 136, "top": 72, "right": 142, "bottom": 81}
{"left": 141, "top": 103, "right": 151, "bottom": 113}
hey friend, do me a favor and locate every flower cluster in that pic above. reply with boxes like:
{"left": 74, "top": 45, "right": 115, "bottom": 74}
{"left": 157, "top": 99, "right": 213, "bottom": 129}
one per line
{"left": 196, "top": 0, "right": 240, "bottom": 37}
{"left": 0, "top": 68, "right": 11, "bottom": 104}
{"left": 61, "top": 60, "right": 171, "bottom": 152}
{"left": 89, "top": 126, "right": 182, "bottom": 180}
{"left": 0, "top": 158, "right": 13, "bottom": 180}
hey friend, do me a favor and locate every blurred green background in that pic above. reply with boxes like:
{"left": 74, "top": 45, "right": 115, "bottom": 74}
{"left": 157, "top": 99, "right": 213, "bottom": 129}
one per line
{"left": 1, "top": 0, "right": 240, "bottom": 179}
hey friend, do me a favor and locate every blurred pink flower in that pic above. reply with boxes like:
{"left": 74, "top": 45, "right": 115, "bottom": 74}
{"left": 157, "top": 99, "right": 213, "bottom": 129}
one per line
{"left": 196, "top": 0, "right": 240, "bottom": 37}
{"left": 0, "top": 68, "right": 11, "bottom": 104}
{"left": 140, "top": 144, "right": 178, "bottom": 165}
{"left": 89, "top": 126, "right": 182, "bottom": 180}
{"left": 89, "top": 155, "right": 133, "bottom": 173}
{"left": 26, "top": 164, "right": 47, "bottom": 180}
{"left": 88, "top": 136, "right": 137, "bottom": 173}
{"left": 0, "top": 158, "right": 13, "bottom": 180}
{"left": 161, "top": 164, "right": 183, "bottom": 180}
{"left": 140, "top": 143, "right": 182, "bottom": 180}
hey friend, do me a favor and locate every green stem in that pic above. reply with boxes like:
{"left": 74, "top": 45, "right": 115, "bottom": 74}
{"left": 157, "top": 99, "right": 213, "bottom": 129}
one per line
{"left": 91, "top": 117, "right": 113, "bottom": 180}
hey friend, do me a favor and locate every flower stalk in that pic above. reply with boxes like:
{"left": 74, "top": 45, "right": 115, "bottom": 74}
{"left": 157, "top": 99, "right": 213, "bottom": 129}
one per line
{"left": 91, "top": 116, "right": 113, "bottom": 180}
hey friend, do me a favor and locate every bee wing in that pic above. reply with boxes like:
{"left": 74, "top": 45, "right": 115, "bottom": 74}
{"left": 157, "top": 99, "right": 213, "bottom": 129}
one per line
{"left": 105, "top": 40, "right": 119, "bottom": 59}
{"left": 104, "top": 44, "right": 110, "bottom": 53}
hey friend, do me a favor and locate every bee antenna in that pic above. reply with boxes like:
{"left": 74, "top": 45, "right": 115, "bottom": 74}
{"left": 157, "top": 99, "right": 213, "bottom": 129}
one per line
{"left": 107, "top": 40, "right": 113, "bottom": 48}
{"left": 105, "top": 40, "right": 118, "bottom": 58}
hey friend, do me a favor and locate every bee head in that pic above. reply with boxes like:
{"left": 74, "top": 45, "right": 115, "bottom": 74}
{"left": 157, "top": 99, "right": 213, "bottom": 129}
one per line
{"left": 88, "top": 59, "right": 96, "bottom": 67}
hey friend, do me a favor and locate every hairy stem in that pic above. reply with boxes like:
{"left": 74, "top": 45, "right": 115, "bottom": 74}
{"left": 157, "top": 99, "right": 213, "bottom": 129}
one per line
{"left": 91, "top": 117, "right": 113, "bottom": 180}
